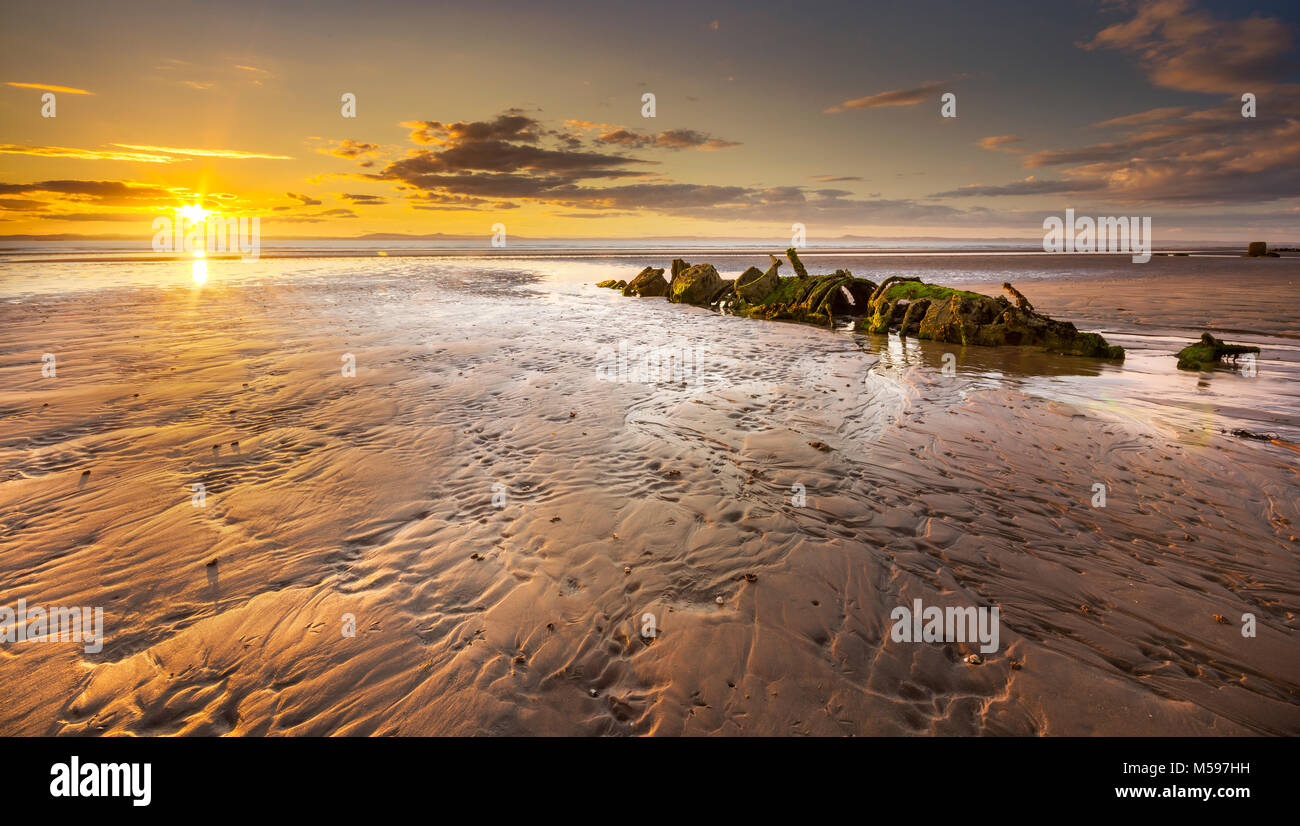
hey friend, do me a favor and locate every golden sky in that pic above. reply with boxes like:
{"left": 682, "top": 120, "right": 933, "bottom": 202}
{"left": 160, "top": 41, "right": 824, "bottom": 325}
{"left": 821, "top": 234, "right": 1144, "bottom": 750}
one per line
{"left": 1, "top": 0, "right": 1298, "bottom": 241}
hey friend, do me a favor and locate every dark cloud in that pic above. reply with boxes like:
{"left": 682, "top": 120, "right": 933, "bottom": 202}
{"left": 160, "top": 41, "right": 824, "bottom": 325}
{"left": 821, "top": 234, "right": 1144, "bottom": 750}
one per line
{"left": 39, "top": 212, "right": 150, "bottom": 222}
{"left": 549, "top": 183, "right": 973, "bottom": 226}
{"left": 365, "top": 112, "right": 661, "bottom": 211}
{"left": 1022, "top": 134, "right": 1175, "bottom": 168}
{"left": 0, "top": 180, "right": 187, "bottom": 225}
{"left": 402, "top": 113, "right": 541, "bottom": 146}
{"left": 595, "top": 129, "right": 644, "bottom": 146}
{"left": 550, "top": 211, "right": 638, "bottom": 218}
{"left": 596, "top": 128, "right": 741, "bottom": 150}
{"left": 943, "top": 0, "right": 1300, "bottom": 211}
{"left": 347, "top": 110, "right": 1000, "bottom": 226}
{"left": 0, "top": 198, "right": 48, "bottom": 211}
{"left": 0, "top": 180, "right": 172, "bottom": 201}
{"left": 403, "top": 191, "right": 519, "bottom": 212}
{"left": 398, "top": 140, "right": 653, "bottom": 176}
{"left": 1016, "top": 91, "right": 1300, "bottom": 204}
{"left": 930, "top": 178, "right": 1107, "bottom": 197}
{"left": 275, "top": 209, "right": 359, "bottom": 223}
{"left": 287, "top": 192, "right": 322, "bottom": 206}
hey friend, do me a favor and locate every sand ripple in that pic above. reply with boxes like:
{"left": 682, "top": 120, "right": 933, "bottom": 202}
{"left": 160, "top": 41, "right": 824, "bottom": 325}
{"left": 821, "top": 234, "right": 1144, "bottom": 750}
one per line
{"left": 0, "top": 257, "right": 1296, "bottom": 735}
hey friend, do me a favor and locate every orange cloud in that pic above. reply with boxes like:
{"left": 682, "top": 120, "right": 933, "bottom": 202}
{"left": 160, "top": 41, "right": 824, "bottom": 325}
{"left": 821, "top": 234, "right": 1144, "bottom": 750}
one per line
{"left": 112, "top": 143, "right": 293, "bottom": 160}
{"left": 317, "top": 139, "right": 381, "bottom": 162}
{"left": 6, "top": 82, "right": 93, "bottom": 95}
{"left": 1082, "top": 0, "right": 1295, "bottom": 94}
{"left": 977, "top": 135, "right": 1026, "bottom": 154}
{"left": 563, "top": 119, "right": 621, "bottom": 134}
{"left": 824, "top": 80, "right": 953, "bottom": 113}
{"left": 0, "top": 144, "right": 174, "bottom": 163}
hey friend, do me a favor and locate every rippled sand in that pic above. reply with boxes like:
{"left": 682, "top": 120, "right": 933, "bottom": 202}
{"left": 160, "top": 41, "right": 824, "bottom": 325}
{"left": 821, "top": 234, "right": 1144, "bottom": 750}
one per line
{"left": 0, "top": 255, "right": 1297, "bottom": 735}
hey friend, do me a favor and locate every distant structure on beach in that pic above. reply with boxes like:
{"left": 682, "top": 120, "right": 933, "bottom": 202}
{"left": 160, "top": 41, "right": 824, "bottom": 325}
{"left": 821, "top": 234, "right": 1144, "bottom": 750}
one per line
{"left": 1246, "top": 241, "right": 1281, "bottom": 257}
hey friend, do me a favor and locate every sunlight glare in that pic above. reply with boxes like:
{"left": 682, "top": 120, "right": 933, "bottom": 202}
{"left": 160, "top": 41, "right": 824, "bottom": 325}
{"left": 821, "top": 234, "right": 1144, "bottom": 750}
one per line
{"left": 178, "top": 203, "right": 212, "bottom": 222}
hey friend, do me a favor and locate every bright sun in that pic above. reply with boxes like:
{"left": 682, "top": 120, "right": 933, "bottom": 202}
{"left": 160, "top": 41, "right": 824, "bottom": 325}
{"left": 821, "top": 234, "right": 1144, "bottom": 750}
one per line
{"left": 176, "top": 204, "right": 214, "bottom": 258}
{"left": 177, "top": 204, "right": 212, "bottom": 222}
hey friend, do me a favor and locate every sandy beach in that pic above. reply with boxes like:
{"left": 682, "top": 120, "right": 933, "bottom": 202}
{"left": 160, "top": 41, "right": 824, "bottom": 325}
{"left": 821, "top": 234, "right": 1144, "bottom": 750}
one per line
{"left": 0, "top": 252, "right": 1297, "bottom": 736}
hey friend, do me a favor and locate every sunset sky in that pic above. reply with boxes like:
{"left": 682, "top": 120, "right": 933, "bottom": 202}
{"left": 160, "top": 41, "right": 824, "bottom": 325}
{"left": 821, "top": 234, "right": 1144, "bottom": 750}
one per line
{"left": 2, "top": 0, "right": 1297, "bottom": 241}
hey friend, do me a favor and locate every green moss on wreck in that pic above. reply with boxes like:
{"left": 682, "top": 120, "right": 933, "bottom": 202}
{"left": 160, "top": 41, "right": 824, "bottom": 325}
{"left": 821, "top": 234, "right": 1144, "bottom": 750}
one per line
{"left": 856, "top": 278, "right": 1124, "bottom": 360}
{"left": 596, "top": 279, "right": 627, "bottom": 290}
{"left": 882, "top": 280, "right": 989, "bottom": 305}
{"left": 1176, "top": 332, "right": 1260, "bottom": 370}
{"left": 735, "top": 256, "right": 781, "bottom": 303}
{"left": 668, "top": 263, "right": 724, "bottom": 306}
{"left": 623, "top": 266, "right": 668, "bottom": 297}
{"left": 727, "top": 272, "right": 876, "bottom": 326}
{"left": 786, "top": 247, "right": 810, "bottom": 279}
{"left": 755, "top": 274, "right": 813, "bottom": 306}
{"left": 603, "top": 259, "right": 1123, "bottom": 361}
{"left": 722, "top": 249, "right": 876, "bottom": 326}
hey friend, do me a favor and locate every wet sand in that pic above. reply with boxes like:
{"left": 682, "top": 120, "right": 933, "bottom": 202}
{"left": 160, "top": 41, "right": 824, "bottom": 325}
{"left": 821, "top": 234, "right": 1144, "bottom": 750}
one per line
{"left": 0, "top": 255, "right": 1297, "bottom": 735}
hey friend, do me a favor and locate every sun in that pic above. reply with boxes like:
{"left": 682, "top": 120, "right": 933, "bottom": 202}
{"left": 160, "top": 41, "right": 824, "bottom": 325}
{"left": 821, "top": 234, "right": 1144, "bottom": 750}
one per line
{"left": 177, "top": 203, "right": 213, "bottom": 222}
{"left": 175, "top": 203, "right": 214, "bottom": 258}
